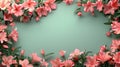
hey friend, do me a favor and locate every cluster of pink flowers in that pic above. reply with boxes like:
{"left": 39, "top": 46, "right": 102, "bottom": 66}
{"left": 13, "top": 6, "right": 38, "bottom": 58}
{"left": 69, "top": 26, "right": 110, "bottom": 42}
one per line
{"left": 0, "top": 0, "right": 57, "bottom": 23}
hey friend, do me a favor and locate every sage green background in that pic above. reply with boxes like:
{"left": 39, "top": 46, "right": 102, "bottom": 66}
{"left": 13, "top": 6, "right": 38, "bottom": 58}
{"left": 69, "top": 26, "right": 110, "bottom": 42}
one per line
{"left": 15, "top": 3, "right": 112, "bottom": 56}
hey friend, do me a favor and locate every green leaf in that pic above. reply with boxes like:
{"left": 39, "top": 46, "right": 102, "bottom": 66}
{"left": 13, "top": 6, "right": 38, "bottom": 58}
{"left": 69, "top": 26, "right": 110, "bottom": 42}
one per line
{"left": 45, "top": 52, "right": 54, "bottom": 57}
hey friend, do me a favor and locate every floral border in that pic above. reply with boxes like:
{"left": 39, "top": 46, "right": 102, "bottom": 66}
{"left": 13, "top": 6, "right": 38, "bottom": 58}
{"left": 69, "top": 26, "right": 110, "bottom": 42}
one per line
{"left": 0, "top": 0, "right": 120, "bottom": 67}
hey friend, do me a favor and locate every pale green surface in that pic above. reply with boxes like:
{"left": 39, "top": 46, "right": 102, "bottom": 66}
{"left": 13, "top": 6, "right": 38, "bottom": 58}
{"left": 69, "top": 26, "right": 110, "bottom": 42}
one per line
{"left": 15, "top": 3, "right": 112, "bottom": 56}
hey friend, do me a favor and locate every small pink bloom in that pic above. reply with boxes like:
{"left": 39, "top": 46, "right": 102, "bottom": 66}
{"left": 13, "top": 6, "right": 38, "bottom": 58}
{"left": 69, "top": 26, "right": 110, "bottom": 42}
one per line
{"left": 63, "top": 60, "right": 74, "bottom": 67}
{"left": 40, "top": 59, "right": 49, "bottom": 67}
{"left": 36, "top": 6, "right": 48, "bottom": 17}
{"left": 96, "top": 52, "right": 112, "bottom": 63}
{"left": 2, "top": 56, "right": 14, "bottom": 67}
{"left": 44, "top": 0, "right": 56, "bottom": 12}
{"left": 77, "top": 2, "right": 81, "bottom": 6}
{"left": 15, "top": 0, "right": 20, "bottom": 3}
{"left": 110, "top": 39, "right": 120, "bottom": 52}
{"left": 96, "top": 0, "right": 103, "bottom": 11}
{"left": 0, "top": 25, "right": 7, "bottom": 31}
{"left": 113, "top": 52, "right": 120, "bottom": 64}
{"left": 28, "top": 12, "right": 33, "bottom": 16}
{"left": 30, "top": 53, "right": 42, "bottom": 63}
{"left": 22, "top": 16, "right": 29, "bottom": 22}
{"left": 0, "top": 0, "right": 11, "bottom": 10}
{"left": 85, "top": 55, "right": 99, "bottom": 67}
{"left": 82, "top": 1, "right": 95, "bottom": 14}
{"left": 99, "top": 45, "right": 106, "bottom": 52}
{"left": 0, "top": 31, "right": 7, "bottom": 43}
{"left": 20, "top": 50, "right": 25, "bottom": 56}
{"left": 10, "top": 22, "right": 16, "bottom": 28}
{"left": 19, "top": 59, "right": 33, "bottom": 67}
{"left": 106, "top": 31, "right": 111, "bottom": 37}
{"left": 12, "top": 4, "right": 23, "bottom": 17}
{"left": 77, "top": 12, "right": 82, "bottom": 16}
{"left": 63, "top": 0, "right": 73, "bottom": 5}
{"left": 23, "top": 0, "right": 37, "bottom": 12}
{"left": 69, "top": 49, "right": 84, "bottom": 60}
{"left": 50, "top": 58, "right": 63, "bottom": 67}
{"left": 3, "top": 45, "right": 8, "bottom": 49}
{"left": 111, "top": 21, "right": 120, "bottom": 34}
{"left": 9, "top": 29, "right": 18, "bottom": 42}
{"left": 111, "top": 0, "right": 119, "bottom": 10}
{"left": 4, "top": 13, "right": 13, "bottom": 22}
{"left": 35, "top": 16, "right": 40, "bottom": 22}
{"left": 41, "top": 49, "right": 45, "bottom": 55}
{"left": 59, "top": 50, "right": 66, "bottom": 57}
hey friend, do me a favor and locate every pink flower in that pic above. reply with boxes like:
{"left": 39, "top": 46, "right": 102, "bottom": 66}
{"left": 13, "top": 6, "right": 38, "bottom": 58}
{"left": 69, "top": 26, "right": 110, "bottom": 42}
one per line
{"left": 110, "top": 39, "right": 120, "bottom": 52}
{"left": 21, "top": 16, "right": 29, "bottom": 22}
{"left": 7, "top": 6, "right": 13, "bottom": 14}
{"left": 9, "top": 29, "right": 18, "bottom": 42}
{"left": 96, "top": 52, "right": 112, "bottom": 63}
{"left": 12, "top": 4, "right": 23, "bottom": 17}
{"left": 113, "top": 52, "right": 120, "bottom": 64}
{"left": 82, "top": 1, "right": 95, "bottom": 14}
{"left": 106, "top": 31, "right": 111, "bottom": 37}
{"left": 41, "top": 49, "right": 45, "bottom": 55}
{"left": 0, "top": 0, "right": 11, "bottom": 10}
{"left": 30, "top": 53, "right": 42, "bottom": 63}
{"left": 77, "top": 12, "right": 82, "bottom": 16}
{"left": 63, "top": 60, "right": 74, "bottom": 67}
{"left": 19, "top": 59, "right": 33, "bottom": 67}
{"left": 23, "top": 0, "right": 37, "bottom": 12}
{"left": 103, "top": 1, "right": 115, "bottom": 15}
{"left": 69, "top": 49, "right": 84, "bottom": 60}
{"left": 111, "top": 21, "right": 120, "bottom": 34}
{"left": 44, "top": 0, "right": 56, "bottom": 12}
{"left": 99, "top": 45, "right": 106, "bottom": 52}
{"left": 2, "top": 56, "right": 14, "bottom": 67}
{"left": 96, "top": 0, "right": 103, "bottom": 11}
{"left": 85, "top": 55, "right": 99, "bottom": 67}
{"left": 0, "top": 31, "right": 7, "bottom": 43}
{"left": 50, "top": 58, "right": 63, "bottom": 67}
{"left": 36, "top": 6, "right": 48, "bottom": 17}
{"left": 0, "top": 25, "right": 7, "bottom": 31}
{"left": 59, "top": 50, "right": 66, "bottom": 57}
{"left": 4, "top": 13, "right": 13, "bottom": 22}
{"left": 63, "top": 0, "right": 73, "bottom": 5}
{"left": 3, "top": 45, "right": 8, "bottom": 49}
{"left": 35, "top": 16, "right": 40, "bottom": 22}
{"left": 10, "top": 22, "right": 16, "bottom": 28}
{"left": 40, "top": 59, "right": 49, "bottom": 67}
{"left": 110, "top": 0, "right": 119, "bottom": 10}
{"left": 20, "top": 50, "right": 25, "bottom": 56}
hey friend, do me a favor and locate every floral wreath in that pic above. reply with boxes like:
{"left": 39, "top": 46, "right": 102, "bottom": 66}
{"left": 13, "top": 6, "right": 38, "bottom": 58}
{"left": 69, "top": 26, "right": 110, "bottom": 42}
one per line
{"left": 0, "top": 0, "right": 120, "bottom": 67}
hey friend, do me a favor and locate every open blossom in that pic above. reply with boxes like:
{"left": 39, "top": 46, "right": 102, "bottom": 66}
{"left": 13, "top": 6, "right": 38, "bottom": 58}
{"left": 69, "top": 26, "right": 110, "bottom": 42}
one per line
{"left": 30, "top": 53, "right": 42, "bottom": 63}
{"left": 69, "top": 49, "right": 84, "bottom": 60}
{"left": 12, "top": 4, "right": 23, "bottom": 17}
{"left": 113, "top": 52, "right": 120, "bottom": 64}
{"left": 0, "top": 25, "right": 7, "bottom": 32}
{"left": 50, "top": 58, "right": 63, "bottom": 67}
{"left": 63, "top": 60, "right": 74, "bottom": 67}
{"left": 111, "top": 21, "right": 120, "bottom": 34}
{"left": 103, "top": 0, "right": 118, "bottom": 15}
{"left": 59, "top": 50, "right": 66, "bottom": 57}
{"left": 96, "top": 0, "right": 103, "bottom": 11}
{"left": 23, "top": 0, "right": 37, "bottom": 12}
{"left": 36, "top": 6, "right": 48, "bottom": 17}
{"left": 0, "top": 31, "right": 7, "bottom": 43}
{"left": 0, "top": 0, "right": 11, "bottom": 10}
{"left": 63, "top": 0, "right": 73, "bottom": 5}
{"left": 4, "top": 13, "right": 13, "bottom": 22}
{"left": 2, "top": 56, "right": 15, "bottom": 67}
{"left": 96, "top": 52, "right": 112, "bottom": 63}
{"left": 9, "top": 29, "right": 18, "bottom": 42}
{"left": 82, "top": 1, "right": 95, "bottom": 14}
{"left": 110, "top": 39, "right": 120, "bottom": 52}
{"left": 85, "top": 55, "right": 99, "bottom": 67}
{"left": 44, "top": 0, "right": 56, "bottom": 12}
{"left": 19, "top": 59, "right": 33, "bottom": 67}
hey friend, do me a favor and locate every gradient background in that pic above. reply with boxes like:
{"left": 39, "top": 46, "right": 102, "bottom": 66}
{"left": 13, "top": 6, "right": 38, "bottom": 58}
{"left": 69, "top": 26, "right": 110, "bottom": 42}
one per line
{"left": 15, "top": 3, "right": 112, "bottom": 57}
